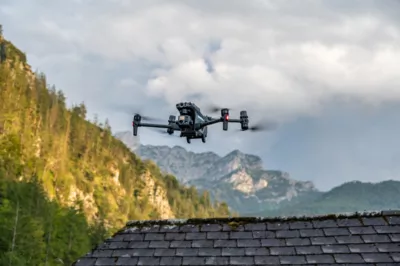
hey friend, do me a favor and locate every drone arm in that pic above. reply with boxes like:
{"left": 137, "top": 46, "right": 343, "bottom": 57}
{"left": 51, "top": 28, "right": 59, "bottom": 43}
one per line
{"left": 137, "top": 122, "right": 180, "bottom": 130}
{"left": 200, "top": 117, "right": 242, "bottom": 129}
{"left": 200, "top": 117, "right": 223, "bottom": 127}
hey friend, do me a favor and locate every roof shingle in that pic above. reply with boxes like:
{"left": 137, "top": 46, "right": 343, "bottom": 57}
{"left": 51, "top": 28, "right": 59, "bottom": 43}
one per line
{"left": 73, "top": 210, "right": 400, "bottom": 265}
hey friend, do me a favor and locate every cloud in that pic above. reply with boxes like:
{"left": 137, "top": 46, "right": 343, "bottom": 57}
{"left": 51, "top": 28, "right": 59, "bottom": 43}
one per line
{"left": 69, "top": 0, "right": 400, "bottom": 121}
{"left": 3, "top": 0, "right": 400, "bottom": 119}
{"left": 1, "top": 0, "right": 400, "bottom": 190}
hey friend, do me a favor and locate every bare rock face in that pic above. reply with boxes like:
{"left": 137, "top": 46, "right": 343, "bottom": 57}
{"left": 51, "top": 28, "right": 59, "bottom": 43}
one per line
{"left": 115, "top": 131, "right": 320, "bottom": 215}
{"left": 140, "top": 170, "right": 174, "bottom": 219}
{"left": 138, "top": 145, "right": 220, "bottom": 183}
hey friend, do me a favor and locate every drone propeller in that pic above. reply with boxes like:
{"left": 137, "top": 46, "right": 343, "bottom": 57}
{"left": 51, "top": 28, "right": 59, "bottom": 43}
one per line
{"left": 151, "top": 128, "right": 180, "bottom": 137}
{"left": 134, "top": 113, "right": 162, "bottom": 122}
{"left": 204, "top": 104, "right": 235, "bottom": 114}
{"left": 110, "top": 103, "right": 164, "bottom": 122}
{"left": 205, "top": 104, "right": 221, "bottom": 113}
{"left": 237, "top": 120, "right": 279, "bottom": 132}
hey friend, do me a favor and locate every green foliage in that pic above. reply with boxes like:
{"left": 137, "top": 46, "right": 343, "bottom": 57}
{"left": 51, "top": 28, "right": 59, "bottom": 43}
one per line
{"left": 0, "top": 178, "right": 97, "bottom": 266}
{"left": 163, "top": 174, "right": 231, "bottom": 218}
{"left": 0, "top": 32, "right": 230, "bottom": 263}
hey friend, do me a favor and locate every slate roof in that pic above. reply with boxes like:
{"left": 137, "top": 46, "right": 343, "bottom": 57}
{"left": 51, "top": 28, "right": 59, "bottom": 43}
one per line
{"left": 73, "top": 210, "right": 400, "bottom": 265}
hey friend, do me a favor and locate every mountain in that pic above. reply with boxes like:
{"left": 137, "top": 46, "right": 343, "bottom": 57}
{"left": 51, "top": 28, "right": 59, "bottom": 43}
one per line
{"left": 257, "top": 180, "right": 400, "bottom": 217}
{"left": 115, "top": 131, "right": 221, "bottom": 183}
{"left": 189, "top": 150, "right": 321, "bottom": 215}
{"left": 117, "top": 131, "right": 400, "bottom": 217}
{"left": 116, "top": 131, "right": 320, "bottom": 215}
{"left": 0, "top": 28, "right": 230, "bottom": 265}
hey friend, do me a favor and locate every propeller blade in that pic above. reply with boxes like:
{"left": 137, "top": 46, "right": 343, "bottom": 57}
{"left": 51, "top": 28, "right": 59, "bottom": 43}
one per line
{"left": 236, "top": 120, "right": 279, "bottom": 132}
{"left": 134, "top": 113, "right": 162, "bottom": 122}
{"left": 205, "top": 104, "right": 221, "bottom": 113}
{"left": 250, "top": 121, "right": 279, "bottom": 131}
{"left": 204, "top": 104, "right": 234, "bottom": 114}
{"left": 151, "top": 128, "right": 180, "bottom": 137}
{"left": 110, "top": 103, "right": 163, "bottom": 122}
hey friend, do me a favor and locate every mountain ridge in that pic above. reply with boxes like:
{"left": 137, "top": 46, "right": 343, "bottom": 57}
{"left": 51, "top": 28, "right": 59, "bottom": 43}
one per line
{"left": 115, "top": 131, "right": 320, "bottom": 215}
{"left": 116, "top": 130, "right": 400, "bottom": 217}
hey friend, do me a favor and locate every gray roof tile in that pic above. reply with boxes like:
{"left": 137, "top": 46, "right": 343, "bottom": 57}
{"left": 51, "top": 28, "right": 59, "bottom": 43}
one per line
{"left": 391, "top": 252, "right": 400, "bottom": 262}
{"left": 296, "top": 245, "right": 323, "bottom": 255}
{"left": 200, "top": 223, "right": 222, "bottom": 231}
{"left": 159, "top": 257, "right": 181, "bottom": 265}
{"left": 73, "top": 210, "right": 400, "bottom": 265}
{"left": 95, "top": 258, "right": 116, "bottom": 265}
{"left": 389, "top": 233, "right": 400, "bottom": 241}
{"left": 334, "top": 235, "right": 363, "bottom": 244}
{"left": 207, "top": 231, "right": 229, "bottom": 239}
{"left": 362, "top": 216, "right": 387, "bottom": 226}
{"left": 279, "top": 255, "right": 307, "bottom": 264}
{"left": 182, "top": 256, "right": 204, "bottom": 265}
{"left": 306, "top": 254, "right": 335, "bottom": 264}
{"left": 388, "top": 215, "right": 400, "bottom": 225}
{"left": 348, "top": 243, "right": 378, "bottom": 253}
{"left": 245, "top": 247, "right": 269, "bottom": 256}
{"left": 205, "top": 256, "right": 229, "bottom": 265}
{"left": 74, "top": 258, "right": 96, "bottom": 266}
{"left": 362, "top": 252, "right": 394, "bottom": 263}
{"left": 299, "top": 228, "right": 324, "bottom": 237}
{"left": 214, "top": 239, "right": 236, "bottom": 247}
{"left": 254, "top": 255, "right": 279, "bottom": 265}
{"left": 170, "top": 240, "right": 190, "bottom": 248}
{"left": 137, "top": 257, "right": 159, "bottom": 265}
{"left": 334, "top": 253, "right": 365, "bottom": 263}
{"left": 349, "top": 225, "right": 376, "bottom": 234}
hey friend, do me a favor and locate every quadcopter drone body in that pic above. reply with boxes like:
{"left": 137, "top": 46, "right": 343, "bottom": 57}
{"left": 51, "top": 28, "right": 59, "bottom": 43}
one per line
{"left": 132, "top": 102, "right": 249, "bottom": 144}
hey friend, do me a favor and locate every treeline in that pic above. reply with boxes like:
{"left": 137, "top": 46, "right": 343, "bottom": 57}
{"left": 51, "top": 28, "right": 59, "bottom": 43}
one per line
{"left": 0, "top": 178, "right": 106, "bottom": 266}
{"left": 0, "top": 27, "right": 230, "bottom": 263}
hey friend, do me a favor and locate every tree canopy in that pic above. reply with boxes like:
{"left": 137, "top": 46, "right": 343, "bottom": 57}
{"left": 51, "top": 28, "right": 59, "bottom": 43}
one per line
{"left": 0, "top": 26, "right": 230, "bottom": 264}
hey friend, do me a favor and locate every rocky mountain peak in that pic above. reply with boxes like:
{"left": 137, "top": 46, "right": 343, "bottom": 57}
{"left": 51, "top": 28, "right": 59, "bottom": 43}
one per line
{"left": 211, "top": 149, "right": 263, "bottom": 175}
{"left": 115, "top": 131, "right": 319, "bottom": 215}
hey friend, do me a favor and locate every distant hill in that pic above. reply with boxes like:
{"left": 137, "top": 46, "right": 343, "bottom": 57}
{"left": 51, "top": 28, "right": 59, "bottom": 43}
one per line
{"left": 117, "top": 131, "right": 400, "bottom": 217}
{"left": 259, "top": 180, "right": 400, "bottom": 217}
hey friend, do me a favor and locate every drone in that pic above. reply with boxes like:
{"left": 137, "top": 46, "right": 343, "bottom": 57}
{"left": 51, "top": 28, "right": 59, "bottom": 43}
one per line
{"left": 132, "top": 102, "right": 276, "bottom": 144}
{"left": 132, "top": 102, "right": 274, "bottom": 144}
{"left": 132, "top": 102, "right": 273, "bottom": 144}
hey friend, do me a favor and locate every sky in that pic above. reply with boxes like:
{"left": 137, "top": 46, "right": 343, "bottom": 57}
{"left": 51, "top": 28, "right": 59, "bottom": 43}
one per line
{"left": 1, "top": 0, "right": 400, "bottom": 190}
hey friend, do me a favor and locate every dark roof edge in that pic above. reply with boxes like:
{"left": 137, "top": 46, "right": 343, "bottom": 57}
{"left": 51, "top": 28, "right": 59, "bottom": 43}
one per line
{"left": 125, "top": 209, "right": 400, "bottom": 227}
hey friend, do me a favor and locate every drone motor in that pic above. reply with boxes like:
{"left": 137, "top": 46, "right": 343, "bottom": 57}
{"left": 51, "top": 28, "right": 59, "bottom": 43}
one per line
{"left": 132, "top": 114, "right": 141, "bottom": 136}
{"left": 240, "top": 111, "right": 249, "bottom": 130}
{"left": 167, "top": 115, "right": 175, "bottom": 134}
{"left": 221, "top": 108, "right": 229, "bottom": 131}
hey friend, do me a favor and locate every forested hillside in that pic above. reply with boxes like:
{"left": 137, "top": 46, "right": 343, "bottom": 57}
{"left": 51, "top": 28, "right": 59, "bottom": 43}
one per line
{"left": 0, "top": 27, "right": 230, "bottom": 265}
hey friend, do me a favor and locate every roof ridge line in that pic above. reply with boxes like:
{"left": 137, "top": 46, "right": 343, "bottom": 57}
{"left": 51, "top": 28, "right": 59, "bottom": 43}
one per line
{"left": 124, "top": 209, "right": 400, "bottom": 226}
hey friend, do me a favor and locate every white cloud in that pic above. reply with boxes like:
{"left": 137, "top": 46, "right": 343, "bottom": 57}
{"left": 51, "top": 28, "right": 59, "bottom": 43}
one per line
{"left": 3, "top": 1, "right": 400, "bottom": 118}
{"left": 38, "top": 0, "right": 398, "bottom": 122}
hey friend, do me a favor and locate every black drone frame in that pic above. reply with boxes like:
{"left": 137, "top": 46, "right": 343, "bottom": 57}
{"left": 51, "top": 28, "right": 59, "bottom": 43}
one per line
{"left": 132, "top": 108, "right": 249, "bottom": 136}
